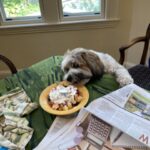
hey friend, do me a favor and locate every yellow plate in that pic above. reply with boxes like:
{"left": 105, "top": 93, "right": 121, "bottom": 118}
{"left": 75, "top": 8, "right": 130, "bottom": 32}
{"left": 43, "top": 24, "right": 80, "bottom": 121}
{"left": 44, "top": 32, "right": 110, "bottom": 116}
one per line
{"left": 39, "top": 81, "right": 89, "bottom": 115}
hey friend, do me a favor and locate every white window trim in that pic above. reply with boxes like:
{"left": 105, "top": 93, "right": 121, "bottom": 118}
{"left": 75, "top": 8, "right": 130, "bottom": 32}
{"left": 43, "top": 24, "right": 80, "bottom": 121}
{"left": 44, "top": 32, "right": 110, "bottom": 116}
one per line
{"left": 0, "top": 0, "right": 120, "bottom": 35}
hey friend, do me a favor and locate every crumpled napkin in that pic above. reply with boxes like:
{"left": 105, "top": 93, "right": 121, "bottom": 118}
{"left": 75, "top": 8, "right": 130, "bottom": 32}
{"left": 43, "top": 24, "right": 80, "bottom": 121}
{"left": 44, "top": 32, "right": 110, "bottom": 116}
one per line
{"left": 0, "top": 88, "right": 38, "bottom": 150}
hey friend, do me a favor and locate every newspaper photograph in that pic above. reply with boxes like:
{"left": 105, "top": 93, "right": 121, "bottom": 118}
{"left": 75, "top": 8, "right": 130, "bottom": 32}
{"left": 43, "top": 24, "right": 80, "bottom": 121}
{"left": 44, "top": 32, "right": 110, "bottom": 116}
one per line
{"left": 124, "top": 90, "right": 150, "bottom": 121}
{"left": 64, "top": 114, "right": 112, "bottom": 150}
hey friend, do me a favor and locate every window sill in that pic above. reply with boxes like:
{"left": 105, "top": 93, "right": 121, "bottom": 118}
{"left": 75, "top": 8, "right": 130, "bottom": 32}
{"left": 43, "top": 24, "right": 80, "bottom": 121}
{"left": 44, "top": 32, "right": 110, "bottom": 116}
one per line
{"left": 0, "top": 18, "right": 120, "bottom": 35}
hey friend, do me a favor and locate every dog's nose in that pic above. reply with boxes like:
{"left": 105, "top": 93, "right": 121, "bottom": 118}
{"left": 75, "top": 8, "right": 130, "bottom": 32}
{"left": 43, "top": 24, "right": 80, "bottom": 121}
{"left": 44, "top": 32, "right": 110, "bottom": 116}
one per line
{"left": 67, "top": 75, "right": 72, "bottom": 82}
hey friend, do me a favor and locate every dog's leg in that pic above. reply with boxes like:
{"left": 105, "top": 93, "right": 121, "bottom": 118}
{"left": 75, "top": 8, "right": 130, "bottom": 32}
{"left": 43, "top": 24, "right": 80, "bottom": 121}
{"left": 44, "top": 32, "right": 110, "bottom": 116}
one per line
{"left": 114, "top": 65, "right": 133, "bottom": 87}
{"left": 102, "top": 54, "right": 133, "bottom": 87}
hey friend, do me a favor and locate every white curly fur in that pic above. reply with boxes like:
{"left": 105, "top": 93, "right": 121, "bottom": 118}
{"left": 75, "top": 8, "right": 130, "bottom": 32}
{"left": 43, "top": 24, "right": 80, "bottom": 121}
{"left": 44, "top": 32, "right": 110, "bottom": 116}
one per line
{"left": 91, "top": 50, "right": 134, "bottom": 86}
{"left": 61, "top": 48, "right": 133, "bottom": 87}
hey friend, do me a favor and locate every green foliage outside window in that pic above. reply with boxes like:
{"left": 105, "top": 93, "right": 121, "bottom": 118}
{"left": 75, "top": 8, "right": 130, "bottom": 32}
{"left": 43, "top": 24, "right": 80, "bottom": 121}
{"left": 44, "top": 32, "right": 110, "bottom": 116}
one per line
{"left": 2, "top": 0, "right": 40, "bottom": 18}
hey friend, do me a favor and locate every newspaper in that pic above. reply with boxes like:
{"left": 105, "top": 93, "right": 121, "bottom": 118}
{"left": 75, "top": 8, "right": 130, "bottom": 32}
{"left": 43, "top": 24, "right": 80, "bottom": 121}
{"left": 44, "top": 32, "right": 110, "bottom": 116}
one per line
{"left": 34, "top": 83, "right": 150, "bottom": 150}
{"left": 86, "top": 84, "right": 150, "bottom": 148}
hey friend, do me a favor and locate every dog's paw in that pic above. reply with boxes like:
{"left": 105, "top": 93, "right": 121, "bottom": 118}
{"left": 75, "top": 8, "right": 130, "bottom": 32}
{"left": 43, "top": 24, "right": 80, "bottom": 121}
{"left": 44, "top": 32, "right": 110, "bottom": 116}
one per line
{"left": 117, "top": 76, "right": 134, "bottom": 87}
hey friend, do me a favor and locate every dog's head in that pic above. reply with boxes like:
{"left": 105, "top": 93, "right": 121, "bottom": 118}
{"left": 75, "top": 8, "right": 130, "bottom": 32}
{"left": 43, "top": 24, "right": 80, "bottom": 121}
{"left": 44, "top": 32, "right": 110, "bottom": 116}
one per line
{"left": 61, "top": 48, "right": 104, "bottom": 85}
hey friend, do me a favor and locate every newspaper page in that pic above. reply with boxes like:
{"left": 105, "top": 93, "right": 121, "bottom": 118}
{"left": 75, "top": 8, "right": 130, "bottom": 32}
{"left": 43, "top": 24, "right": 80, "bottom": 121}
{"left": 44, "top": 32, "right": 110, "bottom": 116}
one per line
{"left": 34, "top": 116, "right": 76, "bottom": 150}
{"left": 35, "top": 108, "right": 124, "bottom": 150}
{"left": 86, "top": 83, "right": 150, "bottom": 148}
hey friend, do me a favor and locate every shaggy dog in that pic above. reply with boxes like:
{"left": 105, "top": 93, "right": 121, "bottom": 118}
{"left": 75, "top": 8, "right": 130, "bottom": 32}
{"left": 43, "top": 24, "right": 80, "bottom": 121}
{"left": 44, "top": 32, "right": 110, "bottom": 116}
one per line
{"left": 61, "top": 48, "right": 133, "bottom": 86}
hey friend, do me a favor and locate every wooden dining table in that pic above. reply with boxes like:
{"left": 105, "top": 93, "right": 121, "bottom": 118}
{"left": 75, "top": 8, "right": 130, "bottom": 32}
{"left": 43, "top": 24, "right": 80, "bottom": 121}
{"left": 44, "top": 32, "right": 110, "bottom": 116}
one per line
{"left": 0, "top": 56, "right": 119, "bottom": 150}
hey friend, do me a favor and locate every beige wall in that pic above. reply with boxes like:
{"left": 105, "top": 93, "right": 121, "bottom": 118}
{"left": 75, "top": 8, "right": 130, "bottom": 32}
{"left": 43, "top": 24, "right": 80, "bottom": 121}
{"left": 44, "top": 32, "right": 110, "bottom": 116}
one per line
{"left": 0, "top": 0, "right": 133, "bottom": 72}
{"left": 126, "top": 0, "right": 150, "bottom": 66}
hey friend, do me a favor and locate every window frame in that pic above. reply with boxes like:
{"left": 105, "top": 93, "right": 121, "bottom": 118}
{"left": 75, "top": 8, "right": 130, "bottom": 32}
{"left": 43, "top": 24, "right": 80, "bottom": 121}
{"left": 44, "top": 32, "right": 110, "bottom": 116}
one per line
{"left": 0, "top": 0, "right": 43, "bottom": 25}
{"left": 58, "top": 0, "right": 105, "bottom": 22}
{"left": 0, "top": 0, "right": 120, "bottom": 34}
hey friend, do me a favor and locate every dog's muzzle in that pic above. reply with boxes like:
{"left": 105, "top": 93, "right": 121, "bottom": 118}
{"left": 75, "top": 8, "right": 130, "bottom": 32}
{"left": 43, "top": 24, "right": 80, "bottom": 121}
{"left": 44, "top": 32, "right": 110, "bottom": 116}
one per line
{"left": 66, "top": 75, "right": 73, "bottom": 82}
{"left": 65, "top": 71, "right": 92, "bottom": 85}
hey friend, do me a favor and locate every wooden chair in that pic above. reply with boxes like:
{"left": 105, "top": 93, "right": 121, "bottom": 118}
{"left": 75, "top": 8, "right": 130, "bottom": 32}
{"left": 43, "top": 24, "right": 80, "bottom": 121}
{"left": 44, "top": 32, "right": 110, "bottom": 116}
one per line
{"left": 0, "top": 54, "right": 17, "bottom": 75}
{"left": 119, "top": 23, "right": 150, "bottom": 90}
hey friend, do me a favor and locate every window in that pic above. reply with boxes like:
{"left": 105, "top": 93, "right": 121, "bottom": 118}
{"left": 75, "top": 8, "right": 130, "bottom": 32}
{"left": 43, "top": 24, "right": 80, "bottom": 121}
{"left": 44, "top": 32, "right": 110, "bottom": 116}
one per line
{"left": 0, "top": 0, "right": 119, "bottom": 33}
{"left": 0, "top": 0, "right": 42, "bottom": 22}
{"left": 59, "top": 0, "right": 105, "bottom": 21}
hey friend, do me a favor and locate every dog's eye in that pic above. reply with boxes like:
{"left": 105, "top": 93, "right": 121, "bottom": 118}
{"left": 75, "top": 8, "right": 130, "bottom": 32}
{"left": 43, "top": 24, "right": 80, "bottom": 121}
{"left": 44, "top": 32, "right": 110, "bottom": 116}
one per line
{"left": 64, "top": 67, "right": 69, "bottom": 72}
{"left": 72, "top": 63, "right": 79, "bottom": 68}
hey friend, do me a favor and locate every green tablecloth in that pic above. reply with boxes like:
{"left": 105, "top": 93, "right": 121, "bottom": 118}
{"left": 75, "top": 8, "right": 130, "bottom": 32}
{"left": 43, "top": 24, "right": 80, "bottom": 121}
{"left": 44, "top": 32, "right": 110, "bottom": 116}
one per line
{"left": 0, "top": 56, "right": 119, "bottom": 150}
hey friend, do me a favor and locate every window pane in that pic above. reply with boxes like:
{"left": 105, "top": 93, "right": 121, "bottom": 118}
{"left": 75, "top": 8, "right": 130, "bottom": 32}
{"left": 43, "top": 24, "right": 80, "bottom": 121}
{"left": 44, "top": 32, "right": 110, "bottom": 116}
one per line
{"left": 61, "top": 0, "right": 101, "bottom": 16}
{"left": 2, "top": 0, "right": 41, "bottom": 19}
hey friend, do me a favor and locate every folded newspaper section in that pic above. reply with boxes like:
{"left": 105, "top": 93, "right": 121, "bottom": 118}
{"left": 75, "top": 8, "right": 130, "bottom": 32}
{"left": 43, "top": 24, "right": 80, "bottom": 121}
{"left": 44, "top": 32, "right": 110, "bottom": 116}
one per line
{"left": 35, "top": 83, "right": 150, "bottom": 150}
{"left": 86, "top": 83, "right": 150, "bottom": 149}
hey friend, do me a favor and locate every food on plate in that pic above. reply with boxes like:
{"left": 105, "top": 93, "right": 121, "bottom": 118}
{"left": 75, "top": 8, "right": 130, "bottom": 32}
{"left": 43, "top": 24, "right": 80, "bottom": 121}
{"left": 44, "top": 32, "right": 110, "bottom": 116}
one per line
{"left": 39, "top": 81, "right": 89, "bottom": 115}
{"left": 48, "top": 82, "right": 83, "bottom": 111}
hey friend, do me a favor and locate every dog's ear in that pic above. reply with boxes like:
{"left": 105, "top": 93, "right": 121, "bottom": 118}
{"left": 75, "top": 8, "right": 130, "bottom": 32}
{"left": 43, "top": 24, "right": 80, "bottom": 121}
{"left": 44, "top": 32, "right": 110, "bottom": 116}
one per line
{"left": 81, "top": 51, "right": 104, "bottom": 77}
{"left": 63, "top": 49, "right": 71, "bottom": 57}
{"left": 67, "top": 49, "right": 70, "bottom": 53}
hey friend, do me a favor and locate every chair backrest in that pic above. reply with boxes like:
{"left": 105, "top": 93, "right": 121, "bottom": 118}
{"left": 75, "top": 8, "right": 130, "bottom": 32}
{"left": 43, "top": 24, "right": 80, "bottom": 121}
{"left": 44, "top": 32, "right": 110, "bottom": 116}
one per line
{"left": 141, "top": 23, "right": 150, "bottom": 64}
{"left": 119, "top": 24, "right": 150, "bottom": 65}
{"left": 0, "top": 54, "right": 17, "bottom": 75}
